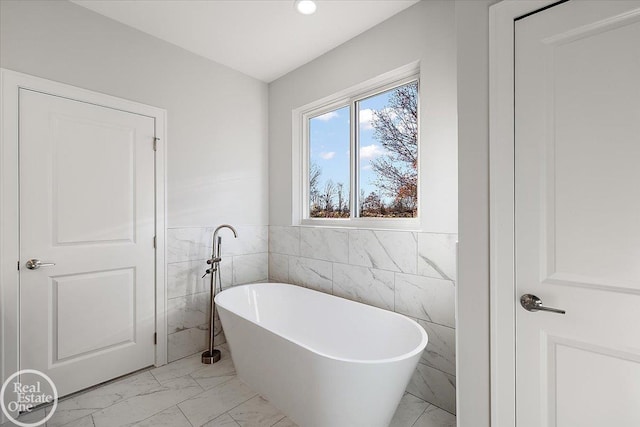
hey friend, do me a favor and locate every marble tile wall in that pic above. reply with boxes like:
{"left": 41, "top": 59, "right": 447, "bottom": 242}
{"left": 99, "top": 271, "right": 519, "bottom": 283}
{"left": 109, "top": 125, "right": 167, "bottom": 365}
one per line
{"left": 268, "top": 225, "right": 457, "bottom": 415}
{"left": 166, "top": 225, "right": 269, "bottom": 362}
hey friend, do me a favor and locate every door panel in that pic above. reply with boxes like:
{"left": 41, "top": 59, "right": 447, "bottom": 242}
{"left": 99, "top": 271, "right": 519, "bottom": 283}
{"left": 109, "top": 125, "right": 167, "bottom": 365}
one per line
{"left": 515, "top": 1, "right": 640, "bottom": 426}
{"left": 554, "top": 341, "right": 640, "bottom": 426}
{"left": 53, "top": 113, "right": 136, "bottom": 245}
{"left": 53, "top": 268, "right": 135, "bottom": 361}
{"left": 19, "top": 89, "right": 156, "bottom": 396}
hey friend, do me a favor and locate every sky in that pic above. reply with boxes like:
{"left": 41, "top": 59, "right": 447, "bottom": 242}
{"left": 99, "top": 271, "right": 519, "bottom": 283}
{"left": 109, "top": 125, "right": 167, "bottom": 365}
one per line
{"left": 309, "top": 89, "right": 394, "bottom": 206}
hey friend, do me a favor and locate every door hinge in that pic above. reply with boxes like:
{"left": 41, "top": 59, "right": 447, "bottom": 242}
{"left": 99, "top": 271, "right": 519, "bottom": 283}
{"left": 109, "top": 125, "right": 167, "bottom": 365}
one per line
{"left": 17, "top": 260, "right": 20, "bottom": 271}
{"left": 153, "top": 137, "right": 159, "bottom": 151}
{"left": 153, "top": 236, "right": 157, "bottom": 249}
{"left": 154, "top": 333, "right": 157, "bottom": 345}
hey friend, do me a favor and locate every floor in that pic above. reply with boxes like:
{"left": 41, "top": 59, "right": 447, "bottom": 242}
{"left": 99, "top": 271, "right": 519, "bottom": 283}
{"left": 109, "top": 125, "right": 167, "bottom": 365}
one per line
{"left": 6, "top": 345, "right": 456, "bottom": 427}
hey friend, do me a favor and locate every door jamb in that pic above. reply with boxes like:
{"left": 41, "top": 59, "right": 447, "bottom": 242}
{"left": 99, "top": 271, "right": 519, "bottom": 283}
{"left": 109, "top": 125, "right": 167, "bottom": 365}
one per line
{"left": 0, "top": 69, "right": 167, "bottom": 423}
{"left": 489, "top": 1, "right": 558, "bottom": 425}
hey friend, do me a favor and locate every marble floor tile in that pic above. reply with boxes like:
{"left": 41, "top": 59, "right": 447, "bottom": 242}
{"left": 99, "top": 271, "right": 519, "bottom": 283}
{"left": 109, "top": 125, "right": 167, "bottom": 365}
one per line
{"left": 150, "top": 352, "right": 205, "bottom": 384}
{"left": 228, "top": 395, "right": 285, "bottom": 427}
{"left": 203, "top": 413, "right": 242, "bottom": 427}
{"left": 190, "top": 356, "right": 236, "bottom": 390}
{"left": 413, "top": 405, "right": 456, "bottom": 427}
{"left": 271, "top": 417, "right": 298, "bottom": 427}
{"left": 133, "top": 405, "right": 192, "bottom": 427}
{"left": 92, "top": 376, "right": 203, "bottom": 427}
{"left": 389, "top": 393, "right": 430, "bottom": 427}
{"left": 178, "top": 377, "right": 257, "bottom": 426}
{"left": 59, "top": 415, "right": 96, "bottom": 427}
{"left": 47, "top": 371, "right": 159, "bottom": 427}
{"left": 3, "top": 408, "right": 48, "bottom": 427}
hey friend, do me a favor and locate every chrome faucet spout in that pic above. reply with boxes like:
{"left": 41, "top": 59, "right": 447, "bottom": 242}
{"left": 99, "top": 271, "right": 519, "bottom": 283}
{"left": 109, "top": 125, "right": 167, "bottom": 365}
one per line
{"left": 214, "top": 224, "right": 238, "bottom": 238}
{"left": 212, "top": 224, "right": 238, "bottom": 258}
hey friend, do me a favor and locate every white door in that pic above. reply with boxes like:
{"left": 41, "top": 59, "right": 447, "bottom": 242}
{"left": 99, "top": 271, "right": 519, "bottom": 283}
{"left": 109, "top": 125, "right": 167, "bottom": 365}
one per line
{"left": 19, "top": 89, "right": 156, "bottom": 397}
{"left": 515, "top": 1, "right": 640, "bottom": 426}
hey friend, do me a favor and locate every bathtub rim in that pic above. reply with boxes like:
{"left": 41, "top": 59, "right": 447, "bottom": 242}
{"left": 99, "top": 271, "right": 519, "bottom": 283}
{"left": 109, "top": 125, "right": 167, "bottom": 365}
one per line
{"left": 215, "top": 282, "right": 428, "bottom": 365}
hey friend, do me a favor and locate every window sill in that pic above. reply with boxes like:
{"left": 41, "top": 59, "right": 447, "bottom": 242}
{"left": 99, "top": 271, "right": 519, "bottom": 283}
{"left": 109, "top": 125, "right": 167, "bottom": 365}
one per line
{"left": 299, "top": 217, "right": 422, "bottom": 232}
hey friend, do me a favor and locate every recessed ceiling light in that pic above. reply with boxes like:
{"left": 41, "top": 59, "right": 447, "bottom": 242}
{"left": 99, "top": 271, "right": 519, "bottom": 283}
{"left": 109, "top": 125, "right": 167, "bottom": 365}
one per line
{"left": 294, "top": 0, "right": 317, "bottom": 15}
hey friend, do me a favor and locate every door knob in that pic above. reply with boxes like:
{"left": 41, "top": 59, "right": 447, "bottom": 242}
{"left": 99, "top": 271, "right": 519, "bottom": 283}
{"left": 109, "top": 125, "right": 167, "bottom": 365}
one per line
{"left": 25, "top": 259, "right": 56, "bottom": 270}
{"left": 520, "top": 294, "right": 565, "bottom": 314}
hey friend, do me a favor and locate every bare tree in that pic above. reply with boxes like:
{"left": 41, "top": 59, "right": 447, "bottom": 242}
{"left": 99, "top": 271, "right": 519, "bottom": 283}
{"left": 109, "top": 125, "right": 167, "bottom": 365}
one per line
{"left": 309, "top": 161, "right": 322, "bottom": 212}
{"left": 361, "top": 192, "right": 387, "bottom": 216}
{"left": 320, "top": 179, "right": 337, "bottom": 216}
{"left": 336, "top": 182, "right": 345, "bottom": 215}
{"left": 370, "top": 81, "right": 418, "bottom": 216}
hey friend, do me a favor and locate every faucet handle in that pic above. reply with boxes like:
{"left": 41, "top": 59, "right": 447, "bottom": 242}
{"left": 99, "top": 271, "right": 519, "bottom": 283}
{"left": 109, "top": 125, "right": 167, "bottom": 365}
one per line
{"left": 202, "top": 269, "right": 212, "bottom": 279}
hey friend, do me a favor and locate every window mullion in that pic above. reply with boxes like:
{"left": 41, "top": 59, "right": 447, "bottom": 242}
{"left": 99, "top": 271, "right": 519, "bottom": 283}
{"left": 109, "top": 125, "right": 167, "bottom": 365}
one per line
{"left": 350, "top": 99, "right": 358, "bottom": 219}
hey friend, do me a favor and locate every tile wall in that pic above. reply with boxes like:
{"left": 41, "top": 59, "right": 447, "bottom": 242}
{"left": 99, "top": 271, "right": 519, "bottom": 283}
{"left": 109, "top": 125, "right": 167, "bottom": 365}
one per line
{"left": 166, "top": 226, "right": 269, "bottom": 362}
{"left": 268, "top": 226, "right": 457, "bottom": 415}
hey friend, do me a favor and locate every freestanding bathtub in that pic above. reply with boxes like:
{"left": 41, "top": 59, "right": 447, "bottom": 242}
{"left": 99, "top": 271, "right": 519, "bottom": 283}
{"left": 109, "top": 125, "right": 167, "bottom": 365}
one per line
{"left": 215, "top": 283, "right": 428, "bottom": 427}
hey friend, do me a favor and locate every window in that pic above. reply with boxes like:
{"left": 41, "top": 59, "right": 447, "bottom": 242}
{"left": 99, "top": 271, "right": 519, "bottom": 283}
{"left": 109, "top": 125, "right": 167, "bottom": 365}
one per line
{"left": 302, "top": 74, "right": 419, "bottom": 225}
{"left": 308, "top": 106, "right": 350, "bottom": 218}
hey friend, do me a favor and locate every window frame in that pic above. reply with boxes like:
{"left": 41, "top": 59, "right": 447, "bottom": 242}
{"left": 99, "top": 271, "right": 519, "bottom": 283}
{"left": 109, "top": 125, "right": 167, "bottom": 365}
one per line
{"left": 294, "top": 65, "right": 421, "bottom": 230}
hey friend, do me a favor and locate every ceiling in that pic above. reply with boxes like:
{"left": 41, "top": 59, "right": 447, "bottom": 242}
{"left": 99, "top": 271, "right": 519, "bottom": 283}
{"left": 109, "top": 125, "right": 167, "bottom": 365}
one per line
{"left": 71, "top": 0, "right": 420, "bottom": 83}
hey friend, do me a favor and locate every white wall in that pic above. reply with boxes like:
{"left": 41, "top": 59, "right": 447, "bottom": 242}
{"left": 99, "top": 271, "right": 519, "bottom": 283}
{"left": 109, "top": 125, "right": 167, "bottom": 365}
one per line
{"left": 455, "top": 0, "right": 498, "bottom": 425}
{"left": 0, "top": 0, "right": 269, "bottom": 229}
{"left": 0, "top": 0, "right": 269, "bottom": 369}
{"left": 268, "top": 0, "right": 457, "bottom": 234}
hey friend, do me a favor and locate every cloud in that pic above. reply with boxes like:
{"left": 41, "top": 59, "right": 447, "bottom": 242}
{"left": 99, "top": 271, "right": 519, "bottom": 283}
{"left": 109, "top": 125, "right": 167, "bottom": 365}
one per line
{"left": 362, "top": 164, "right": 373, "bottom": 171}
{"left": 359, "top": 108, "right": 374, "bottom": 130}
{"left": 360, "top": 144, "right": 385, "bottom": 159}
{"left": 315, "top": 111, "right": 339, "bottom": 121}
{"left": 319, "top": 151, "right": 336, "bottom": 160}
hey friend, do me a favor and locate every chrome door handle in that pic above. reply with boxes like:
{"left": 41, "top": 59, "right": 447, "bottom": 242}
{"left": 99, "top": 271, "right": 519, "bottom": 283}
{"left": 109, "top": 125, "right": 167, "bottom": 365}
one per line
{"left": 25, "top": 259, "right": 56, "bottom": 270}
{"left": 520, "top": 294, "right": 565, "bottom": 314}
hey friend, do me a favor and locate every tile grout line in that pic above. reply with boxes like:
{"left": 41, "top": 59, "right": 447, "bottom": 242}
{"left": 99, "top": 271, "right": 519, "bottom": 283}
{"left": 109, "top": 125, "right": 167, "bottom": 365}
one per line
{"left": 270, "top": 415, "right": 288, "bottom": 427}
{"left": 406, "top": 390, "right": 456, "bottom": 418}
{"left": 269, "top": 250, "right": 452, "bottom": 282}
{"left": 176, "top": 404, "right": 195, "bottom": 427}
{"left": 86, "top": 357, "right": 230, "bottom": 426}
{"left": 52, "top": 369, "right": 161, "bottom": 427}
{"left": 415, "top": 360, "right": 456, "bottom": 378}
{"left": 212, "top": 392, "right": 259, "bottom": 426}
{"left": 102, "top": 377, "right": 205, "bottom": 427}
{"left": 189, "top": 374, "right": 236, "bottom": 393}
{"left": 409, "top": 403, "right": 432, "bottom": 427}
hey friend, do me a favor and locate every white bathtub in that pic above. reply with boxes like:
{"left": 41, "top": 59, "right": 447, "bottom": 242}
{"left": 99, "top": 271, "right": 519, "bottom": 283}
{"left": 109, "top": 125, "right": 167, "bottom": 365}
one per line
{"left": 215, "top": 283, "right": 428, "bottom": 427}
